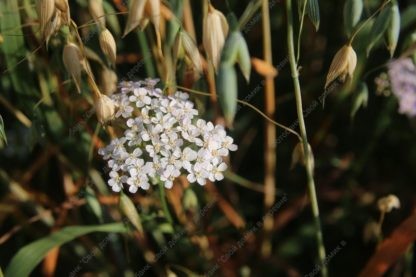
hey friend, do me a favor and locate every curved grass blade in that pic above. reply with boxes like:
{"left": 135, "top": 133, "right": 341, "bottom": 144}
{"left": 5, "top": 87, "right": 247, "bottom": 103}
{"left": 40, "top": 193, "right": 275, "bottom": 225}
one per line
{"left": 5, "top": 223, "right": 128, "bottom": 277}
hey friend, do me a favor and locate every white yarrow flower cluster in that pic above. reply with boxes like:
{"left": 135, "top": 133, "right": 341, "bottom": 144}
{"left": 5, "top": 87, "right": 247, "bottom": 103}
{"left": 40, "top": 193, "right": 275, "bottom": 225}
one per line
{"left": 98, "top": 79, "right": 237, "bottom": 193}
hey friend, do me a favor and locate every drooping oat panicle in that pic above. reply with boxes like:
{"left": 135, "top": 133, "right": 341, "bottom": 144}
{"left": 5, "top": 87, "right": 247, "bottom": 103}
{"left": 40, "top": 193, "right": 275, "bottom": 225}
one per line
{"left": 123, "top": 0, "right": 147, "bottom": 37}
{"left": 99, "top": 28, "right": 117, "bottom": 66}
{"left": 54, "top": 0, "right": 70, "bottom": 24}
{"left": 89, "top": 0, "right": 106, "bottom": 28}
{"left": 178, "top": 31, "right": 203, "bottom": 74}
{"left": 325, "top": 44, "right": 357, "bottom": 89}
{"left": 95, "top": 93, "right": 116, "bottom": 124}
{"left": 63, "top": 42, "right": 84, "bottom": 93}
{"left": 203, "top": 4, "right": 229, "bottom": 71}
{"left": 36, "top": 0, "right": 55, "bottom": 36}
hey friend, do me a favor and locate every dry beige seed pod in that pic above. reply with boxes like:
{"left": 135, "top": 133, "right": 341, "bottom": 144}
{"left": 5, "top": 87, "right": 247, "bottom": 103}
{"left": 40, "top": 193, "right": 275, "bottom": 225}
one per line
{"left": 55, "top": 0, "right": 70, "bottom": 24}
{"left": 99, "top": 67, "right": 118, "bottom": 95}
{"left": 377, "top": 194, "right": 400, "bottom": 213}
{"left": 325, "top": 44, "right": 357, "bottom": 89}
{"left": 0, "top": 33, "right": 3, "bottom": 45}
{"left": 203, "top": 4, "right": 229, "bottom": 71}
{"left": 36, "top": 0, "right": 55, "bottom": 35}
{"left": 178, "top": 31, "right": 203, "bottom": 74}
{"left": 290, "top": 142, "right": 315, "bottom": 171}
{"left": 44, "top": 9, "right": 62, "bottom": 47}
{"left": 89, "top": 0, "right": 106, "bottom": 28}
{"left": 95, "top": 94, "right": 116, "bottom": 124}
{"left": 99, "top": 28, "right": 117, "bottom": 65}
{"left": 123, "top": 0, "right": 147, "bottom": 37}
{"left": 63, "top": 42, "right": 84, "bottom": 93}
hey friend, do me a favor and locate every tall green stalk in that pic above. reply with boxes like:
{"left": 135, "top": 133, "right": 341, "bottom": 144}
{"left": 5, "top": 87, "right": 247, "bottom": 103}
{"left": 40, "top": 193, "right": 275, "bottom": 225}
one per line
{"left": 285, "top": 0, "right": 327, "bottom": 276}
{"left": 260, "top": 0, "right": 277, "bottom": 258}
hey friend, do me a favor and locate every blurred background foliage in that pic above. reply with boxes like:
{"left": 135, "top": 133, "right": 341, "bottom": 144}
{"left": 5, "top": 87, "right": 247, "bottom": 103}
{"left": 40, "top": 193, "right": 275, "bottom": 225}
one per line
{"left": 1, "top": 0, "right": 416, "bottom": 276}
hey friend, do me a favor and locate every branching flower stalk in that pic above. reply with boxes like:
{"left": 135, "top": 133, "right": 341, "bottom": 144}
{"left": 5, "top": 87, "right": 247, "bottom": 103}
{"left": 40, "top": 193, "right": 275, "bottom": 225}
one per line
{"left": 285, "top": 0, "right": 327, "bottom": 276}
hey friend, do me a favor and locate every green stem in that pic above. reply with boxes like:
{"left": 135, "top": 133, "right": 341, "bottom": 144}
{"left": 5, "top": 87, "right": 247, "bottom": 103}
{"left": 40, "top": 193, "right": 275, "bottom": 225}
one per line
{"left": 158, "top": 182, "right": 173, "bottom": 224}
{"left": 137, "top": 31, "right": 156, "bottom": 77}
{"left": 296, "top": 0, "right": 308, "bottom": 62}
{"left": 285, "top": 1, "right": 327, "bottom": 276}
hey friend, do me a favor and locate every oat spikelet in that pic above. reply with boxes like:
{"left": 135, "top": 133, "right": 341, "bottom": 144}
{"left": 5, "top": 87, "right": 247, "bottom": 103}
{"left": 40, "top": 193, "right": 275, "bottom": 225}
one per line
{"left": 63, "top": 43, "right": 84, "bottom": 93}
{"left": 179, "top": 31, "right": 203, "bottom": 74}
{"left": 55, "top": 0, "right": 70, "bottom": 24}
{"left": 89, "top": 0, "right": 106, "bottom": 28}
{"left": 44, "top": 9, "right": 62, "bottom": 48}
{"left": 325, "top": 44, "right": 357, "bottom": 89}
{"left": 36, "top": 0, "right": 55, "bottom": 35}
{"left": 203, "top": 4, "right": 228, "bottom": 71}
{"left": 95, "top": 94, "right": 116, "bottom": 124}
{"left": 99, "top": 28, "right": 117, "bottom": 66}
{"left": 290, "top": 142, "right": 314, "bottom": 170}
{"left": 99, "top": 67, "right": 118, "bottom": 95}
{"left": 123, "top": 0, "right": 147, "bottom": 37}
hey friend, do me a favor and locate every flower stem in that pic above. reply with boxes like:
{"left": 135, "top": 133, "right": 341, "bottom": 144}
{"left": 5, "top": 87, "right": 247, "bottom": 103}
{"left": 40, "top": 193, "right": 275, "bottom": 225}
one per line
{"left": 285, "top": 0, "right": 327, "bottom": 276}
{"left": 158, "top": 182, "right": 173, "bottom": 224}
{"left": 260, "top": 0, "right": 277, "bottom": 258}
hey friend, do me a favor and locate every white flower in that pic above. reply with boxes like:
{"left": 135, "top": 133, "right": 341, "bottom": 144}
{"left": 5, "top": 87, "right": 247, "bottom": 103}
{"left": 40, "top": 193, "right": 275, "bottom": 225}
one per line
{"left": 208, "top": 162, "right": 227, "bottom": 182}
{"left": 129, "top": 87, "right": 151, "bottom": 107}
{"left": 108, "top": 171, "right": 126, "bottom": 192}
{"left": 98, "top": 80, "right": 238, "bottom": 192}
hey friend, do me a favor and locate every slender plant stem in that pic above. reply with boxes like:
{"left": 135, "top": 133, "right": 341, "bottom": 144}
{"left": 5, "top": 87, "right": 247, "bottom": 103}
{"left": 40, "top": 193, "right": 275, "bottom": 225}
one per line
{"left": 260, "top": 0, "right": 277, "bottom": 258}
{"left": 158, "top": 182, "right": 173, "bottom": 224}
{"left": 174, "top": 85, "right": 302, "bottom": 140}
{"left": 285, "top": 0, "right": 327, "bottom": 276}
{"left": 296, "top": 0, "right": 308, "bottom": 62}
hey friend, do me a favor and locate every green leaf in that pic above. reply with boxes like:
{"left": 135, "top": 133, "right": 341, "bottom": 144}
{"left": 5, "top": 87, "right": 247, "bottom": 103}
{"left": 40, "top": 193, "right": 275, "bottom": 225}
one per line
{"left": 344, "top": 0, "right": 363, "bottom": 35}
{"left": 5, "top": 223, "right": 128, "bottom": 277}
{"left": 367, "top": 5, "right": 392, "bottom": 56}
{"left": 85, "top": 186, "right": 104, "bottom": 223}
{"left": 401, "top": 5, "right": 416, "bottom": 30}
{"left": 307, "top": 0, "right": 320, "bottom": 31}
{"left": 103, "top": 1, "right": 121, "bottom": 37}
{"left": 221, "top": 32, "right": 251, "bottom": 82}
{"left": 351, "top": 82, "right": 369, "bottom": 120}
{"left": 217, "top": 64, "right": 238, "bottom": 126}
{"left": 0, "top": 0, "right": 37, "bottom": 99}
{"left": 386, "top": 2, "right": 400, "bottom": 57}
{"left": 119, "top": 192, "right": 143, "bottom": 232}
{"left": 0, "top": 115, "right": 6, "bottom": 145}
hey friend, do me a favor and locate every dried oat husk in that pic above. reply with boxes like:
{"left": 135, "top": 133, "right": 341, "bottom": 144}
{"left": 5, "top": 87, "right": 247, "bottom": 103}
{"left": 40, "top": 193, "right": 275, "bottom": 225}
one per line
{"left": 290, "top": 142, "right": 315, "bottom": 171}
{"left": 178, "top": 31, "right": 203, "bottom": 74}
{"left": 54, "top": 0, "right": 70, "bottom": 24}
{"left": 36, "top": 0, "right": 55, "bottom": 35}
{"left": 147, "top": 0, "right": 162, "bottom": 52}
{"left": 63, "top": 42, "right": 84, "bottom": 93}
{"left": 251, "top": 57, "right": 278, "bottom": 78}
{"left": 203, "top": 4, "right": 228, "bottom": 71}
{"left": 99, "top": 67, "right": 118, "bottom": 95}
{"left": 99, "top": 28, "right": 117, "bottom": 66}
{"left": 95, "top": 93, "right": 116, "bottom": 124}
{"left": 44, "top": 9, "right": 62, "bottom": 48}
{"left": 89, "top": 0, "right": 106, "bottom": 28}
{"left": 123, "top": 0, "right": 147, "bottom": 37}
{"left": 325, "top": 44, "right": 357, "bottom": 89}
